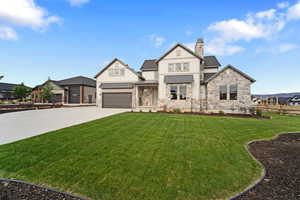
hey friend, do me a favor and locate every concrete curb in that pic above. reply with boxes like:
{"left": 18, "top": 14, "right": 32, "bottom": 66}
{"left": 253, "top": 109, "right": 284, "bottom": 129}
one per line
{"left": 0, "top": 178, "right": 88, "bottom": 200}
{"left": 228, "top": 132, "right": 300, "bottom": 200}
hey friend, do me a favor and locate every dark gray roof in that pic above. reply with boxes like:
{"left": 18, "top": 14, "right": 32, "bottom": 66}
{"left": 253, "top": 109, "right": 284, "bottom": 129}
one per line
{"left": 140, "top": 59, "right": 158, "bottom": 71}
{"left": 288, "top": 95, "right": 300, "bottom": 102}
{"left": 94, "top": 58, "right": 144, "bottom": 80}
{"left": 204, "top": 56, "right": 221, "bottom": 67}
{"left": 204, "top": 65, "right": 256, "bottom": 83}
{"left": 203, "top": 73, "right": 217, "bottom": 82}
{"left": 0, "top": 82, "right": 19, "bottom": 92}
{"left": 164, "top": 75, "right": 194, "bottom": 83}
{"left": 101, "top": 83, "right": 133, "bottom": 89}
{"left": 135, "top": 80, "right": 158, "bottom": 85}
{"left": 58, "top": 76, "right": 96, "bottom": 87}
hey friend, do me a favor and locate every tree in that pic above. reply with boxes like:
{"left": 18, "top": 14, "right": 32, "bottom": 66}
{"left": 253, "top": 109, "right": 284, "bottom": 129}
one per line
{"left": 0, "top": 75, "right": 3, "bottom": 80}
{"left": 12, "top": 83, "right": 31, "bottom": 102}
{"left": 41, "top": 82, "right": 54, "bottom": 103}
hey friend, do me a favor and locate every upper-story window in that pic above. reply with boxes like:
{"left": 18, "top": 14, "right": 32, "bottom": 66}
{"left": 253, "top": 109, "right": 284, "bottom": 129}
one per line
{"left": 109, "top": 68, "right": 125, "bottom": 77}
{"left": 168, "top": 62, "right": 190, "bottom": 72}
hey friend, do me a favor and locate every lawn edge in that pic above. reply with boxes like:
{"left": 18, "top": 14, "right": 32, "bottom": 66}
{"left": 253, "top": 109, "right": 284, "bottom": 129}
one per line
{"left": 227, "top": 131, "right": 300, "bottom": 200}
{"left": 0, "top": 178, "right": 88, "bottom": 200}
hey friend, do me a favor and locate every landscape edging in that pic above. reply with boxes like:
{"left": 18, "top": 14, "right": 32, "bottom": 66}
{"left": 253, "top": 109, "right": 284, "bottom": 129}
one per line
{"left": 0, "top": 178, "right": 87, "bottom": 200}
{"left": 227, "top": 132, "right": 300, "bottom": 200}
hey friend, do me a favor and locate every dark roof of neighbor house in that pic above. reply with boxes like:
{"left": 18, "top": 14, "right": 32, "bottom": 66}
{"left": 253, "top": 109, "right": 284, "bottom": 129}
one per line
{"left": 204, "top": 65, "right": 256, "bottom": 83}
{"left": 94, "top": 58, "right": 144, "bottom": 80}
{"left": 204, "top": 56, "right": 221, "bottom": 67}
{"left": 164, "top": 75, "right": 194, "bottom": 83}
{"left": 278, "top": 97, "right": 290, "bottom": 105}
{"left": 0, "top": 82, "right": 19, "bottom": 92}
{"left": 58, "top": 76, "right": 96, "bottom": 87}
{"left": 140, "top": 59, "right": 158, "bottom": 71}
{"left": 100, "top": 83, "right": 134, "bottom": 89}
{"left": 288, "top": 95, "right": 300, "bottom": 102}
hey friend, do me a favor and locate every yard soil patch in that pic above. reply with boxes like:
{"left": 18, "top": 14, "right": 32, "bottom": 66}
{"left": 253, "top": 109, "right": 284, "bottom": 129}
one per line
{"left": 0, "top": 179, "right": 85, "bottom": 200}
{"left": 234, "top": 133, "right": 300, "bottom": 200}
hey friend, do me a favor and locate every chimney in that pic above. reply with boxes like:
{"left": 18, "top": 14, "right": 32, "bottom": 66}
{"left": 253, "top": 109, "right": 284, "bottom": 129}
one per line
{"left": 195, "top": 38, "right": 204, "bottom": 58}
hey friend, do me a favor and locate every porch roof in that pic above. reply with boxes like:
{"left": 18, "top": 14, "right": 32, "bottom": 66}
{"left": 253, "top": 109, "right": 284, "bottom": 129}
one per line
{"left": 100, "top": 83, "right": 134, "bottom": 89}
{"left": 135, "top": 80, "right": 158, "bottom": 86}
{"left": 164, "top": 75, "right": 194, "bottom": 83}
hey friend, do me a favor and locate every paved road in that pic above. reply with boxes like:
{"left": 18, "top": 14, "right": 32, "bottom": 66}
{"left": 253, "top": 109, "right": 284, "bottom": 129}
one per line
{"left": 0, "top": 107, "right": 127, "bottom": 145}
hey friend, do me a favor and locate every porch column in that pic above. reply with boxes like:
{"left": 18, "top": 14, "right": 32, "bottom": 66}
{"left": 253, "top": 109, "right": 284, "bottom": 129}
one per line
{"left": 80, "top": 86, "right": 84, "bottom": 104}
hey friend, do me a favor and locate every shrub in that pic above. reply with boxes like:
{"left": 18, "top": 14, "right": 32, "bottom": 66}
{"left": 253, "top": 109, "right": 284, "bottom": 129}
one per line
{"left": 249, "top": 107, "right": 256, "bottom": 115}
{"left": 149, "top": 109, "right": 152, "bottom": 113}
{"left": 173, "top": 108, "right": 181, "bottom": 113}
{"left": 219, "top": 110, "right": 225, "bottom": 115}
{"left": 256, "top": 109, "right": 262, "bottom": 116}
{"left": 139, "top": 109, "right": 142, "bottom": 112}
{"left": 239, "top": 107, "right": 247, "bottom": 114}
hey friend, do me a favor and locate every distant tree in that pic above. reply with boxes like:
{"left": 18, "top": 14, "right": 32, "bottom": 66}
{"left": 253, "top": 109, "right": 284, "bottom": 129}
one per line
{"left": 12, "top": 83, "right": 31, "bottom": 102}
{"left": 41, "top": 82, "right": 54, "bottom": 103}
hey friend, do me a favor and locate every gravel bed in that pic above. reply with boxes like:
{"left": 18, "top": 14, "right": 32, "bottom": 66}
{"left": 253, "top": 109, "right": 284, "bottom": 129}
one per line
{"left": 234, "top": 133, "right": 300, "bottom": 200}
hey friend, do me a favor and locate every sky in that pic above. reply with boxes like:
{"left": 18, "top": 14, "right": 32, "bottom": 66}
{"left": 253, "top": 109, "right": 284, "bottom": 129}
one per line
{"left": 0, "top": 0, "right": 300, "bottom": 94}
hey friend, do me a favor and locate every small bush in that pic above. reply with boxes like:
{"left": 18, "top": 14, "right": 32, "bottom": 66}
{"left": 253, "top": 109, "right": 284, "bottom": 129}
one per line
{"left": 173, "top": 108, "right": 181, "bottom": 113}
{"left": 149, "top": 109, "right": 152, "bottom": 113}
{"left": 256, "top": 109, "right": 262, "bottom": 116}
{"left": 139, "top": 109, "right": 142, "bottom": 112}
{"left": 219, "top": 110, "right": 225, "bottom": 115}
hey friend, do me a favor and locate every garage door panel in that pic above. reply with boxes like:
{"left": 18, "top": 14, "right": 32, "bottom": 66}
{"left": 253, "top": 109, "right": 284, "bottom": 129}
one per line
{"left": 103, "top": 93, "right": 132, "bottom": 108}
{"left": 69, "top": 86, "right": 80, "bottom": 104}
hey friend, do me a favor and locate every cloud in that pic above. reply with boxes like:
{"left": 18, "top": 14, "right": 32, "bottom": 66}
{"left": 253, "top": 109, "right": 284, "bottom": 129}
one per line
{"left": 68, "top": 0, "right": 90, "bottom": 7}
{"left": 0, "top": 27, "right": 18, "bottom": 40}
{"left": 149, "top": 34, "right": 166, "bottom": 47}
{"left": 185, "top": 30, "right": 194, "bottom": 36}
{"left": 277, "top": 2, "right": 289, "bottom": 9}
{"left": 279, "top": 43, "right": 298, "bottom": 52}
{"left": 0, "top": 0, "right": 61, "bottom": 30}
{"left": 287, "top": 1, "right": 300, "bottom": 20}
{"left": 203, "top": 1, "right": 300, "bottom": 56}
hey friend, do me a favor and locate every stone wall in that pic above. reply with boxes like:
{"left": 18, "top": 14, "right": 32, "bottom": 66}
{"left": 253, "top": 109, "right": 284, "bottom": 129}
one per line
{"left": 206, "top": 68, "right": 253, "bottom": 113}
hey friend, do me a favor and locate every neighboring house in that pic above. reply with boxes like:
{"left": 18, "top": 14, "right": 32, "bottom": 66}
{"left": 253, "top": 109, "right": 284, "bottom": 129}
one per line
{"left": 32, "top": 76, "right": 96, "bottom": 104}
{"left": 0, "top": 82, "right": 19, "bottom": 100}
{"left": 95, "top": 38, "right": 255, "bottom": 113}
{"left": 288, "top": 95, "right": 300, "bottom": 106}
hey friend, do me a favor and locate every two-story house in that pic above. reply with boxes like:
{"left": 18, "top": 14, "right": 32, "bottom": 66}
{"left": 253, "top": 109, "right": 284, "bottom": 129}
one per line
{"left": 95, "top": 38, "right": 255, "bottom": 113}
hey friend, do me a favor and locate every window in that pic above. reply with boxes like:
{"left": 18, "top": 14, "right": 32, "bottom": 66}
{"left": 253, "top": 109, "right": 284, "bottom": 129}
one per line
{"left": 109, "top": 68, "right": 125, "bottom": 77}
{"left": 170, "top": 86, "right": 177, "bottom": 100}
{"left": 176, "top": 63, "right": 182, "bottom": 72}
{"left": 179, "top": 85, "right": 187, "bottom": 100}
{"left": 183, "top": 63, "right": 189, "bottom": 72}
{"left": 168, "top": 63, "right": 174, "bottom": 72}
{"left": 230, "top": 85, "right": 237, "bottom": 100}
{"left": 220, "top": 85, "right": 227, "bottom": 100}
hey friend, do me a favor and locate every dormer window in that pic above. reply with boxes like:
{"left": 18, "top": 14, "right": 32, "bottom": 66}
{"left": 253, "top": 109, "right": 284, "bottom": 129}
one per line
{"left": 109, "top": 68, "right": 125, "bottom": 77}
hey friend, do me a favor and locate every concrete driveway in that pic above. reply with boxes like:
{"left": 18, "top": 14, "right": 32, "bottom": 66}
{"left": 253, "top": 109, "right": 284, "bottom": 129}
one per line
{"left": 0, "top": 107, "right": 127, "bottom": 145}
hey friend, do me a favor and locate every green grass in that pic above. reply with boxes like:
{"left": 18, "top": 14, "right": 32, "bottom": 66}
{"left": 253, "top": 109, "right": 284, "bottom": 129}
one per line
{"left": 1, "top": 113, "right": 300, "bottom": 200}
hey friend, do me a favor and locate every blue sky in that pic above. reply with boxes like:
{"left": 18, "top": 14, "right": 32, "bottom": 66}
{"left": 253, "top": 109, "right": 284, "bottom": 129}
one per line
{"left": 0, "top": 0, "right": 300, "bottom": 94}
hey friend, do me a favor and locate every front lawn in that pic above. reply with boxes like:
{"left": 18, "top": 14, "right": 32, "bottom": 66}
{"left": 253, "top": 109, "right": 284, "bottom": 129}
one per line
{"left": 0, "top": 113, "right": 300, "bottom": 200}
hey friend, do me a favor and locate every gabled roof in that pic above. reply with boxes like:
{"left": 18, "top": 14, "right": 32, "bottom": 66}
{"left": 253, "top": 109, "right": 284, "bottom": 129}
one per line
{"left": 33, "top": 80, "right": 63, "bottom": 90}
{"left": 140, "top": 59, "right": 158, "bottom": 71}
{"left": 204, "top": 65, "right": 256, "bottom": 83}
{"left": 204, "top": 56, "right": 221, "bottom": 67}
{"left": 58, "top": 76, "right": 96, "bottom": 87}
{"left": 203, "top": 73, "right": 217, "bottom": 82}
{"left": 94, "top": 58, "right": 144, "bottom": 80}
{"left": 155, "top": 43, "right": 203, "bottom": 63}
{"left": 0, "top": 82, "right": 19, "bottom": 92}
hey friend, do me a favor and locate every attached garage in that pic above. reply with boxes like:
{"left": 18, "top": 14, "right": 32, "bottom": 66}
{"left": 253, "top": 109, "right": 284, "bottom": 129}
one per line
{"left": 102, "top": 93, "right": 132, "bottom": 108}
{"left": 69, "top": 86, "right": 80, "bottom": 104}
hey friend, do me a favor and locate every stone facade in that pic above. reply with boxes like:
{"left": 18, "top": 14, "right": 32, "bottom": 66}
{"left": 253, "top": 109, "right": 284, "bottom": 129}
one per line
{"left": 206, "top": 68, "right": 253, "bottom": 113}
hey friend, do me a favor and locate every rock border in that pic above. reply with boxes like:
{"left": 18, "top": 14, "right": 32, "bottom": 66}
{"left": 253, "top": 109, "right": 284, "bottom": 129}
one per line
{"left": 228, "top": 132, "right": 300, "bottom": 200}
{"left": 0, "top": 178, "right": 87, "bottom": 200}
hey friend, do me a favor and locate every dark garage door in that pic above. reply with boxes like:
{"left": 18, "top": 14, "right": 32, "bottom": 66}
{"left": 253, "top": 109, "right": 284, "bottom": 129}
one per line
{"left": 50, "top": 94, "right": 62, "bottom": 104}
{"left": 69, "top": 86, "right": 80, "bottom": 104}
{"left": 102, "top": 93, "right": 132, "bottom": 108}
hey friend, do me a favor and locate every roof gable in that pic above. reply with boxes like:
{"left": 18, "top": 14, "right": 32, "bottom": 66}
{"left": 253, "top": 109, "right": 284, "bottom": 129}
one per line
{"left": 94, "top": 58, "right": 144, "bottom": 80}
{"left": 156, "top": 43, "right": 202, "bottom": 63}
{"left": 204, "top": 56, "right": 221, "bottom": 67}
{"left": 205, "top": 64, "right": 256, "bottom": 83}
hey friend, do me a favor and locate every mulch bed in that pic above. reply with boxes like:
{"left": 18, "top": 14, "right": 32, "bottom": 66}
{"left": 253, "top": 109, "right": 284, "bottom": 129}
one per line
{"left": 0, "top": 179, "right": 85, "bottom": 200}
{"left": 233, "top": 133, "right": 300, "bottom": 200}
{"left": 156, "top": 111, "right": 271, "bottom": 119}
